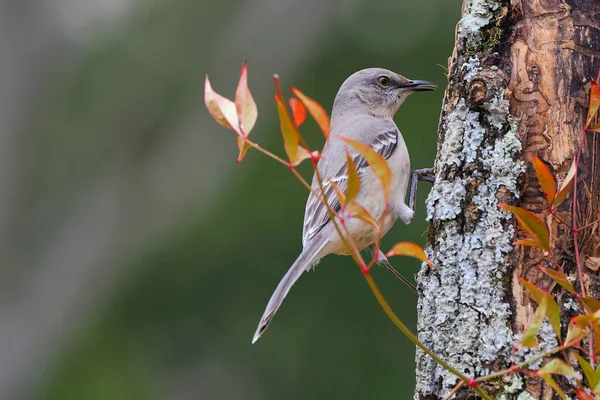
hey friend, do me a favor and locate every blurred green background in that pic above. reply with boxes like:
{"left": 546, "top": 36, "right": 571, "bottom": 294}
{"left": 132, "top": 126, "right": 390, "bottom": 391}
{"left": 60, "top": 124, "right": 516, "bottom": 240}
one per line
{"left": 0, "top": 0, "right": 459, "bottom": 399}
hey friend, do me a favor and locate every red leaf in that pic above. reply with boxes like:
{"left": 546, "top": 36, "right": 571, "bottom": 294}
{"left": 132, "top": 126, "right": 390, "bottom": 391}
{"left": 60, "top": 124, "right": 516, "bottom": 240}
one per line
{"left": 235, "top": 60, "right": 258, "bottom": 135}
{"left": 386, "top": 242, "right": 433, "bottom": 268}
{"left": 288, "top": 98, "right": 307, "bottom": 127}
{"left": 274, "top": 95, "right": 310, "bottom": 166}
{"left": 519, "top": 277, "right": 561, "bottom": 340}
{"left": 342, "top": 137, "right": 392, "bottom": 200}
{"left": 345, "top": 149, "right": 360, "bottom": 205}
{"left": 291, "top": 87, "right": 331, "bottom": 139}
{"left": 499, "top": 204, "right": 550, "bottom": 251}
{"left": 586, "top": 80, "right": 600, "bottom": 130}
{"left": 539, "top": 266, "right": 575, "bottom": 294}
{"left": 532, "top": 157, "right": 556, "bottom": 206}
{"left": 204, "top": 76, "right": 241, "bottom": 135}
{"left": 575, "top": 388, "right": 594, "bottom": 400}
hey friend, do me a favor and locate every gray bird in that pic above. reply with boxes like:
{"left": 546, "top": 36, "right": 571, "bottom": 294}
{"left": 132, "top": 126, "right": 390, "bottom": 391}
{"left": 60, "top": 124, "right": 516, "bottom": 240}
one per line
{"left": 252, "top": 68, "right": 436, "bottom": 343}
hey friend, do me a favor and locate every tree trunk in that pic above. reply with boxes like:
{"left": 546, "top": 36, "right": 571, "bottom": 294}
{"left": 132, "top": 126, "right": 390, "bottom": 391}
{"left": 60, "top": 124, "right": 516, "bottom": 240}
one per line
{"left": 416, "top": 0, "right": 600, "bottom": 398}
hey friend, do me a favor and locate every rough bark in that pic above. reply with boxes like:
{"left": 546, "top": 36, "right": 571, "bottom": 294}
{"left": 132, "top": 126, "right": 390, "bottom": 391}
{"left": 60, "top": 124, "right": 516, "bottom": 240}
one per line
{"left": 416, "top": 0, "right": 600, "bottom": 398}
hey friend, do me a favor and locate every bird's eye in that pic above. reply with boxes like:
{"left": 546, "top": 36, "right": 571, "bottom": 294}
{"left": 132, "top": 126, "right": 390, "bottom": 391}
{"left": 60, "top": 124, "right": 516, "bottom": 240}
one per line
{"left": 377, "top": 76, "right": 390, "bottom": 87}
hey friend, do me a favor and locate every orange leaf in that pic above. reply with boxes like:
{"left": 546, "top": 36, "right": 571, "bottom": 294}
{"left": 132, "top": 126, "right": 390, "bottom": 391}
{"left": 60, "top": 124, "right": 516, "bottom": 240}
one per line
{"left": 345, "top": 149, "right": 360, "bottom": 205}
{"left": 274, "top": 95, "right": 311, "bottom": 166}
{"left": 288, "top": 98, "right": 307, "bottom": 127}
{"left": 513, "top": 238, "right": 544, "bottom": 249}
{"left": 572, "top": 310, "right": 600, "bottom": 328}
{"left": 499, "top": 204, "right": 550, "bottom": 251}
{"left": 539, "top": 266, "right": 575, "bottom": 294}
{"left": 594, "top": 325, "right": 600, "bottom": 354}
{"left": 581, "top": 297, "right": 600, "bottom": 313}
{"left": 346, "top": 201, "right": 379, "bottom": 230}
{"left": 236, "top": 136, "right": 251, "bottom": 162}
{"left": 586, "top": 80, "right": 600, "bottom": 130}
{"left": 590, "top": 120, "right": 600, "bottom": 132}
{"left": 235, "top": 60, "right": 258, "bottom": 136}
{"left": 519, "top": 277, "right": 561, "bottom": 340}
{"left": 520, "top": 295, "right": 547, "bottom": 347}
{"left": 386, "top": 242, "right": 433, "bottom": 268}
{"left": 291, "top": 87, "right": 331, "bottom": 139}
{"left": 342, "top": 137, "right": 392, "bottom": 200}
{"left": 532, "top": 157, "right": 556, "bottom": 205}
{"left": 205, "top": 76, "right": 241, "bottom": 135}
{"left": 553, "top": 159, "right": 577, "bottom": 208}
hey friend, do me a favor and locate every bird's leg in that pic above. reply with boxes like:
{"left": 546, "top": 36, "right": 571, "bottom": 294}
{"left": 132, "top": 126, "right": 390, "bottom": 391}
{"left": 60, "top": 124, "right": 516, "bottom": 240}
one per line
{"left": 368, "top": 244, "right": 417, "bottom": 293}
{"left": 408, "top": 168, "right": 435, "bottom": 212}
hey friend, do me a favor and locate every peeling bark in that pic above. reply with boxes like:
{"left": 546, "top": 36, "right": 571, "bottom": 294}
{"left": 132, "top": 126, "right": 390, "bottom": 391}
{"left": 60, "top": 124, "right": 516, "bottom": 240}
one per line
{"left": 416, "top": 0, "right": 600, "bottom": 398}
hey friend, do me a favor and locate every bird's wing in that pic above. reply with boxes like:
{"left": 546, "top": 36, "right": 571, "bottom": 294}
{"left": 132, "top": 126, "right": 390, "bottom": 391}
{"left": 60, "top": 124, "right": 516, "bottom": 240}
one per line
{"left": 301, "top": 128, "right": 398, "bottom": 246}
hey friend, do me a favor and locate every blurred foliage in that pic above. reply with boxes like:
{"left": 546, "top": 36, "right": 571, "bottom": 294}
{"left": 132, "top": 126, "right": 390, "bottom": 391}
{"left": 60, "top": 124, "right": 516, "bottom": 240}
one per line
{"left": 30, "top": 0, "right": 460, "bottom": 399}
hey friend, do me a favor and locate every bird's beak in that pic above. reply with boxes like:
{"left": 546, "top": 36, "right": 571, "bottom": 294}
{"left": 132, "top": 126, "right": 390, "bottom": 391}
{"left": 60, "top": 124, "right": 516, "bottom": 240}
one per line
{"left": 401, "top": 80, "right": 437, "bottom": 92}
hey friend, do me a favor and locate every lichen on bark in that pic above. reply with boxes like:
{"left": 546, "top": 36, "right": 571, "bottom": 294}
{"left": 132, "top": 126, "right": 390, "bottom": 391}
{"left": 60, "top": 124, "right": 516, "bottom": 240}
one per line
{"left": 415, "top": 0, "right": 521, "bottom": 397}
{"left": 415, "top": 0, "right": 600, "bottom": 398}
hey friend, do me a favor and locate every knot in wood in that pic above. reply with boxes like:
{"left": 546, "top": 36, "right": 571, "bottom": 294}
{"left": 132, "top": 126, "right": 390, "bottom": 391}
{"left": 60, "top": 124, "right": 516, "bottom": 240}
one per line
{"left": 528, "top": 65, "right": 541, "bottom": 83}
{"left": 468, "top": 79, "right": 487, "bottom": 105}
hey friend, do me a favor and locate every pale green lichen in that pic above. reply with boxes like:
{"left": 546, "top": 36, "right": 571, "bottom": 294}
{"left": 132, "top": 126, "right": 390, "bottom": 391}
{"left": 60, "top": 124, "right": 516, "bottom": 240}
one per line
{"left": 516, "top": 391, "right": 537, "bottom": 400}
{"left": 416, "top": 90, "right": 523, "bottom": 397}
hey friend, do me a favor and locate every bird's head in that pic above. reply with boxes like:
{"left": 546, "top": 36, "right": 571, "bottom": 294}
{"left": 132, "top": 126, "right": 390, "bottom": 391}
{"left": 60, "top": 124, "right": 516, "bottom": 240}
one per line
{"left": 331, "top": 68, "right": 436, "bottom": 120}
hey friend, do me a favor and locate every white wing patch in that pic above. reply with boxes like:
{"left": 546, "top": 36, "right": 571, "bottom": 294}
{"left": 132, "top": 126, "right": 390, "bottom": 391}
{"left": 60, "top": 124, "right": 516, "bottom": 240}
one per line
{"left": 301, "top": 129, "right": 398, "bottom": 247}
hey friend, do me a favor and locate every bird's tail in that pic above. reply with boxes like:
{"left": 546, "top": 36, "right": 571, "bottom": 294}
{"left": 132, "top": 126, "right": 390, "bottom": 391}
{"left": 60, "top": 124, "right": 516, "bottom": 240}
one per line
{"left": 252, "top": 236, "right": 328, "bottom": 344}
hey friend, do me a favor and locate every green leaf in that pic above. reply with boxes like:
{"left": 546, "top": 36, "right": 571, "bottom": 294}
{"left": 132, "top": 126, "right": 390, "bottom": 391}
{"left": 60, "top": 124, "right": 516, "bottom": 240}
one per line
{"left": 274, "top": 95, "right": 310, "bottom": 166}
{"left": 290, "top": 87, "right": 330, "bottom": 139}
{"left": 386, "top": 242, "right": 433, "bottom": 268}
{"left": 565, "top": 322, "right": 585, "bottom": 345}
{"left": 342, "top": 137, "right": 392, "bottom": 200}
{"left": 539, "top": 374, "right": 566, "bottom": 399}
{"left": 345, "top": 149, "right": 360, "bottom": 205}
{"left": 235, "top": 60, "right": 258, "bottom": 135}
{"left": 539, "top": 358, "right": 580, "bottom": 380}
{"left": 539, "top": 266, "right": 575, "bottom": 294}
{"left": 532, "top": 156, "right": 557, "bottom": 205}
{"left": 586, "top": 80, "right": 600, "bottom": 130}
{"left": 519, "top": 295, "right": 547, "bottom": 347}
{"left": 499, "top": 204, "right": 550, "bottom": 251}
{"left": 575, "top": 354, "right": 597, "bottom": 389}
{"left": 519, "top": 277, "right": 561, "bottom": 340}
